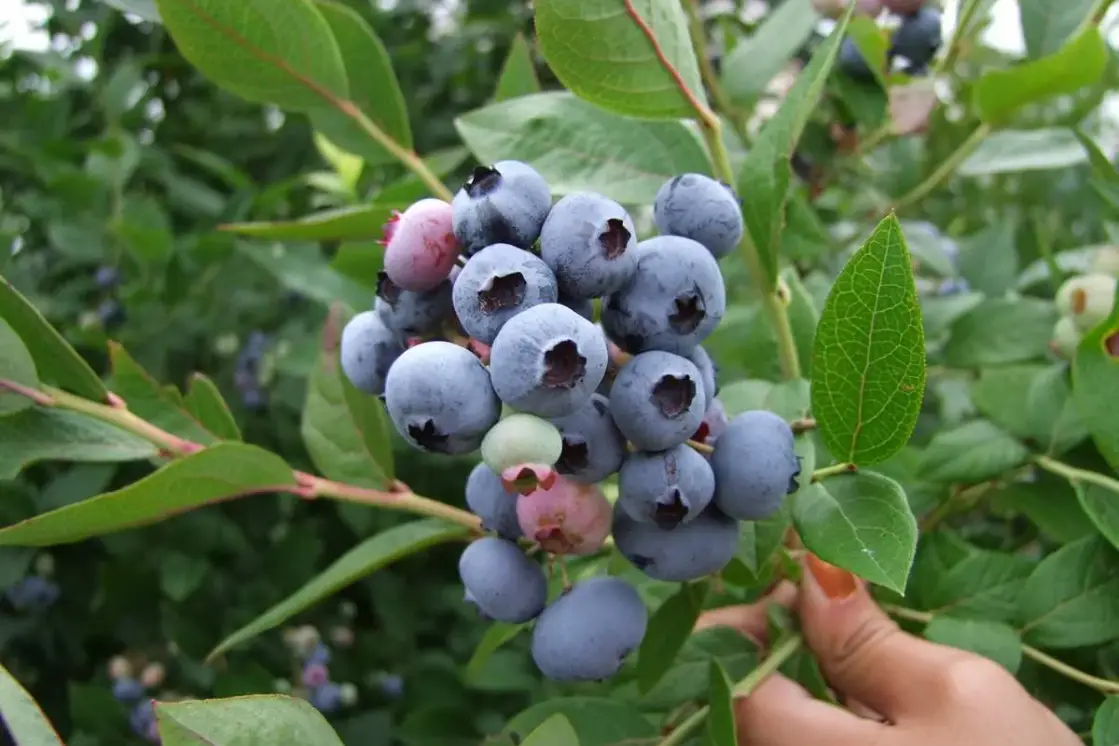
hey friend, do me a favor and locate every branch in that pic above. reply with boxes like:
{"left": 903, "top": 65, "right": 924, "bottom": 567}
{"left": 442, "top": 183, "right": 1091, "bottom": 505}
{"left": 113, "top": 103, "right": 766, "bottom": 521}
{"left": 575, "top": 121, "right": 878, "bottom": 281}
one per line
{"left": 1035, "top": 454, "right": 1119, "bottom": 495}
{"left": 890, "top": 123, "right": 990, "bottom": 212}
{"left": 682, "top": 0, "right": 751, "bottom": 146}
{"left": 811, "top": 462, "right": 856, "bottom": 482}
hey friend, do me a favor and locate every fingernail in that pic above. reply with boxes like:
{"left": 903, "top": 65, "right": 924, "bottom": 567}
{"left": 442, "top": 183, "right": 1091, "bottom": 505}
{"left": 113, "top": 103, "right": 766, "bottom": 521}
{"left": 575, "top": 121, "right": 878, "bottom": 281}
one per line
{"left": 806, "top": 554, "right": 858, "bottom": 600}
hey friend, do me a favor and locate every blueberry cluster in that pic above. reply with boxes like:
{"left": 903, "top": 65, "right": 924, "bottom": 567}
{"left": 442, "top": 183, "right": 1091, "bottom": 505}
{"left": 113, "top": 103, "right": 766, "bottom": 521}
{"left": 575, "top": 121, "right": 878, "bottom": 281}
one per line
{"left": 234, "top": 330, "right": 270, "bottom": 411}
{"left": 94, "top": 264, "right": 127, "bottom": 330}
{"left": 832, "top": 0, "right": 943, "bottom": 80}
{"left": 340, "top": 161, "right": 801, "bottom": 681}
{"left": 108, "top": 657, "right": 165, "bottom": 744}
{"left": 283, "top": 625, "right": 358, "bottom": 715}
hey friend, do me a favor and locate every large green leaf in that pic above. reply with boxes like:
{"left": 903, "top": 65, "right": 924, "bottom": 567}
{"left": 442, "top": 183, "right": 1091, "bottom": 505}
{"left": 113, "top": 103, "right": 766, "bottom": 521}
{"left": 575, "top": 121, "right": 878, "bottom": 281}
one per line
{"left": 922, "top": 617, "right": 1022, "bottom": 673}
{"left": 0, "top": 408, "right": 158, "bottom": 481}
{"left": 636, "top": 581, "right": 708, "bottom": 694}
{"left": 637, "top": 627, "right": 758, "bottom": 710}
{"left": 1094, "top": 697, "right": 1119, "bottom": 746}
{"left": 792, "top": 472, "right": 917, "bottom": 594}
{"left": 1019, "top": 0, "right": 1098, "bottom": 57}
{"left": 0, "top": 275, "right": 108, "bottom": 402}
{"left": 521, "top": 715, "right": 579, "bottom": 746}
{"left": 302, "top": 305, "right": 394, "bottom": 489}
{"left": 504, "top": 698, "right": 659, "bottom": 746}
{"left": 220, "top": 204, "right": 394, "bottom": 242}
{"left": 918, "top": 420, "right": 1030, "bottom": 484}
{"left": 0, "top": 661, "right": 65, "bottom": 746}
{"left": 704, "top": 660, "right": 736, "bottom": 746}
{"left": 183, "top": 374, "right": 241, "bottom": 441}
{"left": 455, "top": 92, "right": 710, "bottom": 205}
{"left": 720, "top": 0, "right": 819, "bottom": 104}
{"left": 238, "top": 242, "right": 372, "bottom": 311}
{"left": 466, "top": 623, "right": 528, "bottom": 680}
{"left": 944, "top": 297, "right": 1057, "bottom": 368}
{"left": 154, "top": 0, "right": 347, "bottom": 112}
{"left": 1076, "top": 483, "right": 1119, "bottom": 553}
{"left": 811, "top": 214, "right": 926, "bottom": 466}
{"left": 738, "top": 3, "right": 853, "bottom": 289}
{"left": 0, "top": 319, "right": 38, "bottom": 417}
{"left": 494, "top": 33, "right": 541, "bottom": 102}
{"left": 0, "top": 443, "right": 296, "bottom": 547}
{"left": 959, "top": 128, "right": 1088, "bottom": 176}
{"left": 1018, "top": 535, "right": 1119, "bottom": 649}
{"left": 156, "top": 695, "right": 343, "bottom": 746}
{"left": 206, "top": 519, "right": 465, "bottom": 660}
{"left": 926, "top": 549, "right": 1034, "bottom": 623}
{"left": 534, "top": 0, "right": 705, "bottom": 120}
{"left": 108, "top": 344, "right": 217, "bottom": 444}
{"left": 1072, "top": 292, "right": 1119, "bottom": 471}
{"left": 971, "top": 364, "right": 1087, "bottom": 456}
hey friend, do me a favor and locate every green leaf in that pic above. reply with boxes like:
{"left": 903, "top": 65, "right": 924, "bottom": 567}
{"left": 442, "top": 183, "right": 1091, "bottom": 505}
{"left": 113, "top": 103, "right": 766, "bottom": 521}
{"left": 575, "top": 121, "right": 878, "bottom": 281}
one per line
{"left": 302, "top": 305, "right": 394, "bottom": 489}
{"left": 207, "top": 519, "right": 465, "bottom": 660}
{"left": 637, "top": 581, "right": 709, "bottom": 694}
{"left": 792, "top": 472, "right": 918, "bottom": 594}
{"left": 466, "top": 623, "right": 528, "bottom": 680}
{"left": 989, "top": 478, "right": 1095, "bottom": 545}
{"left": 534, "top": 0, "right": 705, "bottom": 120}
{"left": 738, "top": 3, "right": 853, "bottom": 289}
{"left": 494, "top": 33, "right": 541, "bottom": 102}
{"left": 108, "top": 344, "right": 217, "bottom": 445}
{"left": 973, "top": 29, "right": 1108, "bottom": 124}
{"left": 160, "top": 551, "right": 210, "bottom": 602}
{"left": 455, "top": 92, "right": 710, "bottom": 205}
{"left": 923, "top": 617, "right": 1022, "bottom": 673}
{"left": 972, "top": 364, "right": 1087, "bottom": 455}
{"left": 238, "top": 242, "right": 372, "bottom": 312}
{"left": 1019, "top": 0, "right": 1097, "bottom": 57}
{"left": 100, "top": 0, "right": 162, "bottom": 23}
{"left": 1094, "top": 697, "right": 1119, "bottom": 746}
{"left": 1072, "top": 292, "right": 1119, "bottom": 471}
{"left": 1076, "top": 483, "right": 1119, "bottom": 553}
{"left": 521, "top": 714, "right": 579, "bottom": 746}
{"left": 944, "top": 297, "right": 1057, "bottom": 368}
{"left": 307, "top": 1, "right": 412, "bottom": 165}
{"left": 1018, "top": 535, "right": 1119, "bottom": 649}
{"left": 704, "top": 661, "right": 736, "bottom": 746}
{"left": 811, "top": 214, "right": 926, "bottom": 466}
{"left": 918, "top": 420, "right": 1030, "bottom": 484}
{"left": 957, "top": 221, "right": 1018, "bottom": 297}
{"left": 0, "top": 275, "right": 108, "bottom": 402}
{"left": 959, "top": 128, "right": 1087, "bottom": 176}
{"left": 0, "top": 319, "right": 38, "bottom": 417}
{"left": 183, "top": 374, "right": 241, "bottom": 441}
{"left": 0, "top": 408, "right": 158, "bottom": 481}
{"left": 504, "top": 698, "right": 658, "bottom": 746}
{"left": 720, "top": 0, "right": 819, "bottom": 104}
{"left": 154, "top": 0, "right": 347, "bottom": 112}
{"left": 0, "top": 443, "right": 295, "bottom": 547}
{"left": 156, "top": 695, "right": 343, "bottom": 746}
{"left": 0, "top": 661, "right": 65, "bottom": 746}
{"left": 847, "top": 16, "right": 891, "bottom": 90}
{"left": 927, "top": 549, "right": 1034, "bottom": 623}
{"left": 220, "top": 204, "right": 394, "bottom": 241}
{"left": 637, "top": 627, "right": 758, "bottom": 709}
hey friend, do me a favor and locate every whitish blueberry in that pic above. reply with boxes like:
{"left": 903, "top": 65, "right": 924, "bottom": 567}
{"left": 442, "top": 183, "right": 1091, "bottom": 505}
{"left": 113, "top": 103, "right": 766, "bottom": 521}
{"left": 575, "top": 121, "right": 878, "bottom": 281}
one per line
{"left": 1056, "top": 273, "right": 1117, "bottom": 332}
{"left": 609, "top": 351, "right": 706, "bottom": 451}
{"left": 383, "top": 341, "right": 501, "bottom": 455}
{"left": 381, "top": 198, "right": 460, "bottom": 292}
{"left": 653, "top": 175, "right": 743, "bottom": 260}
{"left": 612, "top": 503, "right": 740, "bottom": 582}
{"left": 465, "top": 463, "right": 522, "bottom": 540}
{"left": 618, "top": 444, "right": 715, "bottom": 530}
{"left": 452, "top": 243, "right": 559, "bottom": 344}
{"left": 601, "top": 235, "right": 726, "bottom": 356}
{"left": 539, "top": 192, "right": 638, "bottom": 298}
{"left": 458, "top": 537, "right": 547, "bottom": 623}
{"left": 489, "top": 303, "right": 608, "bottom": 418}
{"left": 340, "top": 310, "right": 406, "bottom": 396}
{"left": 375, "top": 272, "right": 453, "bottom": 339}
{"left": 452, "top": 161, "right": 551, "bottom": 254}
{"left": 688, "top": 345, "right": 717, "bottom": 411}
{"left": 548, "top": 394, "right": 626, "bottom": 483}
{"left": 531, "top": 576, "right": 647, "bottom": 682}
{"left": 711, "top": 410, "right": 800, "bottom": 520}
{"left": 889, "top": 7, "right": 942, "bottom": 71}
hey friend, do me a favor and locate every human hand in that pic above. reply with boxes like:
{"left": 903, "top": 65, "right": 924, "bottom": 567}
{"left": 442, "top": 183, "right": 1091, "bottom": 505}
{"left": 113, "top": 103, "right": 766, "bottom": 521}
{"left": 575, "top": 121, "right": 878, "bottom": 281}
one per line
{"left": 695, "top": 555, "right": 1082, "bottom": 746}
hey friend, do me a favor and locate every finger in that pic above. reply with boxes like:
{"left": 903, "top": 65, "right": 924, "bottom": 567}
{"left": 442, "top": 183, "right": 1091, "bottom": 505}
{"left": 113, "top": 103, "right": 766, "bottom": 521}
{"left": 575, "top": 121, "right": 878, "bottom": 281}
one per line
{"left": 735, "top": 672, "right": 886, "bottom": 746}
{"left": 798, "top": 554, "right": 972, "bottom": 721}
{"left": 694, "top": 582, "right": 797, "bottom": 644}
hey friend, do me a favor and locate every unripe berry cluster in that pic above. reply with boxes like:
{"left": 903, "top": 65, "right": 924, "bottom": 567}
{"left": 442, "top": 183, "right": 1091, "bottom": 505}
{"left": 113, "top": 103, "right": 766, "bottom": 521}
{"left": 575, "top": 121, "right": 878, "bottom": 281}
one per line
{"left": 282, "top": 625, "right": 358, "bottom": 714}
{"left": 1051, "top": 272, "right": 1118, "bottom": 359}
{"left": 340, "top": 161, "right": 802, "bottom": 681}
{"left": 107, "top": 656, "right": 166, "bottom": 744}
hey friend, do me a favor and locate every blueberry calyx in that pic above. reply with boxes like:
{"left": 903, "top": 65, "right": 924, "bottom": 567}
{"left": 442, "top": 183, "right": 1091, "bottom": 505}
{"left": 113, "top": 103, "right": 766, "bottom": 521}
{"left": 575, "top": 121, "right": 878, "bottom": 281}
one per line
{"left": 651, "top": 374, "right": 696, "bottom": 418}
{"left": 408, "top": 419, "right": 450, "bottom": 452}
{"left": 598, "top": 219, "right": 631, "bottom": 260}
{"left": 464, "top": 165, "right": 502, "bottom": 198}
{"left": 542, "top": 340, "right": 586, "bottom": 389}
{"left": 477, "top": 272, "right": 527, "bottom": 314}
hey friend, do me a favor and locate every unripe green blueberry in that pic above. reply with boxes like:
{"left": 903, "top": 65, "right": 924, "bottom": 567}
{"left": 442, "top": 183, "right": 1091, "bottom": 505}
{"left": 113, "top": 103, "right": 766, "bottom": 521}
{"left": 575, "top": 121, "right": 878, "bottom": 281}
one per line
{"left": 481, "top": 413, "right": 563, "bottom": 494}
{"left": 1056, "top": 273, "right": 1118, "bottom": 332}
{"left": 1050, "top": 316, "right": 1081, "bottom": 360}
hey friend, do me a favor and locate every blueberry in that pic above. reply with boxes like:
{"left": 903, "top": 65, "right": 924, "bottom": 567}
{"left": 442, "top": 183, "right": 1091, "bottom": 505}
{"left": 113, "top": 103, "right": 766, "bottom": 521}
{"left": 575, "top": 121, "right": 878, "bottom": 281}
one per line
{"left": 375, "top": 272, "right": 453, "bottom": 339}
{"left": 465, "top": 463, "right": 522, "bottom": 540}
{"left": 488, "top": 303, "right": 608, "bottom": 418}
{"left": 1056, "top": 273, "right": 1117, "bottom": 332}
{"left": 95, "top": 265, "right": 120, "bottom": 290}
{"left": 129, "top": 699, "right": 156, "bottom": 739}
{"left": 5, "top": 576, "right": 60, "bottom": 611}
{"left": 612, "top": 503, "right": 740, "bottom": 582}
{"left": 383, "top": 341, "right": 501, "bottom": 455}
{"left": 458, "top": 537, "right": 547, "bottom": 623}
{"left": 302, "top": 662, "right": 330, "bottom": 688}
{"left": 112, "top": 677, "right": 145, "bottom": 703}
{"left": 839, "top": 37, "right": 875, "bottom": 81}
{"left": 530, "top": 576, "right": 647, "bottom": 682}
{"left": 377, "top": 673, "right": 404, "bottom": 700}
{"left": 480, "top": 413, "right": 563, "bottom": 475}
{"left": 452, "top": 161, "right": 552, "bottom": 255}
{"left": 452, "top": 243, "right": 559, "bottom": 344}
{"left": 692, "top": 397, "right": 729, "bottom": 447}
{"left": 710, "top": 410, "right": 800, "bottom": 521}
{"left": 309, "top": 682, "right": 344, "bottom": 713}
{"left": 653, "top": 175, "right": 743, "bottom": 260}
{"left": 618, "top": 444, "right": 715, "bottom": 530}
{"left": 688, "top": 346, "right": 717, "bottom": 411}
{"left": 539, "top": 192, "right": 638, "bottom": 299}
{"left": 305, "top": 642, "right": 332, "bottom": 666}
{"left": 1051, "top": 316, "right": 1081, "bottom": 360}
{"left": 240, "top": 388, "right": 268, "bottom": 411}
{"left": 340, "top": 310, "right": 406, "bottom": 397}
{"left": 381, "top": 198, "right": 460, "bottom": 292}
{"left": 609, "top": 351, "right": 706, "bottom": 451}
{"left": 517, "top": 476, "right": 612, "bottom": 555}
{"left": 97, "top": 299, "right": 126, "bottom": 329}
{"left": 548, "top": 394, "right": 626, "bottom": 483}
{"left": 560, "top": 293, "right": 595, "bottom": 322}
{"left": 889, "top": 7, "right": 942, "bottom": 72}
{"left": 601, "top": 235, "right": 726, "bottom": 356}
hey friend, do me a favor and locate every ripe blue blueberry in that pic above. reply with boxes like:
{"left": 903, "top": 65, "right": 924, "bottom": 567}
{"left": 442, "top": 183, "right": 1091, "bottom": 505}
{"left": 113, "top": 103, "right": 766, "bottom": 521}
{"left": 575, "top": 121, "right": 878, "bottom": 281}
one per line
{"left": 465, "top": 463, "right": 522, "bottom": 540}
{"left": 112, "top": 677, "right": 145, "bottom": 703}
{"left": 4, "top": 576, "right": 60, "bottom": 611}
{"left": 305, "top": 642, "right": 332, "bottom": 666}
{"left": 889, "top": 7, "right": 942, "bottom": 72}
{"left": 488, "top": 303, "right": 608, "bottom": 418}
{"left": 609, "top": 351, "right": 706, "bottom": 451}
{"left": 548, "top": 394, "right": 626, "bottom": 483}
{"left": 601, "top": 235, "right": 726, "bottom": 356}
{"left": 309, "top": 682, "right": 344, "bottom": 713}
{"left": 340, "top": 310, "right": 406, "bottom": 397}
{"left": 97, "top": 298, "right": 126, "bottom": 329}
{"left": 688, "top": 346, "right": 718, "bottom": 412}
{"left": 458, "top": 537, "right": 547, "bottom": 623}
{"left": 383, "top": 341, "right": 501, "bottom": 455}
{"left": 653, "top": 175, "right": 743, "bottom": 260}
{"left": 539, "top": 192, "right": 638, "bottom": 299}
{"left": 377, "top": 673, "right": 404, "bottom": 700}
{"left": 452, "top": 161, "right": 551, "bottom": 254}
{"left": 375, "top": 272, "right": 453, "bottom": 339}
{"left": 531, "top": 576, "right": 647, "bottom": 682}
{"left": 129, "top": 700, "right": 158, "bottom": 743}
{"left": 618, "top": 444, "right": 715, "bottom": 530}
{"left": 839, "top": 38, "right": 875, "bottom": 81}
{"left": 612, "top": 503, "right": 740, "bottom": 582}
{"left": 95, "top": 265, "right": 120, "bottom": 290}
{"left": 452, "top": 243, "right": 558, "bottom": 344}
{"left": 710, "top": 410, "right": 800, "bottom": 520}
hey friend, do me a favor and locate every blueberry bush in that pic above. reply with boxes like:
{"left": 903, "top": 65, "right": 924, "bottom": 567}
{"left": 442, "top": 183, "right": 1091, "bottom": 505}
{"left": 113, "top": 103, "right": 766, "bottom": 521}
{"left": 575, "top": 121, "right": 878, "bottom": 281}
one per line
{"left": 1, "top": 0, "right": 1119, "bottom": 744}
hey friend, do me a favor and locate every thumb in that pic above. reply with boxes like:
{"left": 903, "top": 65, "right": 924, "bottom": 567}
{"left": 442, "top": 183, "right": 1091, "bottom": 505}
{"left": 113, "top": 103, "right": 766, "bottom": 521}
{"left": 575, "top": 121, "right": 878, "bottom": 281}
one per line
{"left": 798, "top": 554, "right": 967, "bottom": 722}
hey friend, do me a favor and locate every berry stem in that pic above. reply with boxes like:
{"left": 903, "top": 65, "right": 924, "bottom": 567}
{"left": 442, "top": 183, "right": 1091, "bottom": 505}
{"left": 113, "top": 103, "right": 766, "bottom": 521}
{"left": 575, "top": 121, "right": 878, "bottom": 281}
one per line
{"left": 931, "top": 0, "right": 986, "bottom": 79}
{"left": 890, "top": 123, "right": 990, "bottom": 213}
{"left": 681, "top": 0, "right": 751, "bottom": 147}
{"left": 810, "top": 462, "right": 855, "bottom": 482}
{"left": 685, "top": 439, "right": 715, "bottom": 455}
{"left": 789, "top": 417, "right": 816, "bottom": 434}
